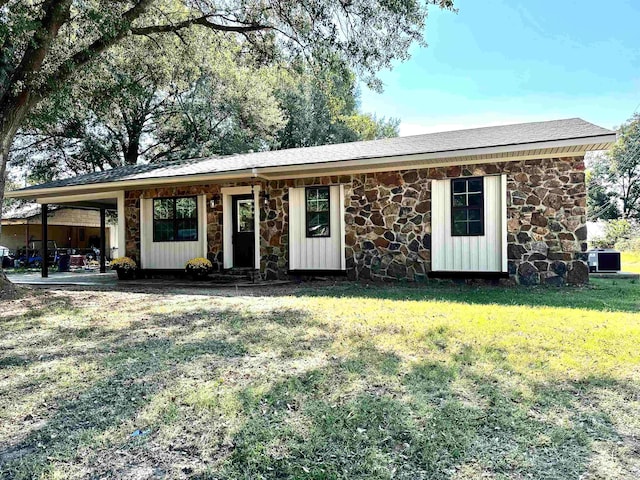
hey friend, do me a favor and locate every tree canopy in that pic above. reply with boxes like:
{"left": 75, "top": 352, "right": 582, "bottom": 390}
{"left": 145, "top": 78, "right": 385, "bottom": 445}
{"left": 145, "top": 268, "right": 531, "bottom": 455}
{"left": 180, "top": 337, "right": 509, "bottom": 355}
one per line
{"left": 10, "top": 38, "right": 399, "bottom": 184}
{"left": 588, "top": 113, "right": 640, "bottom": 221}
{"left": 0, "top": 0, "right": 454, "bottom": 193}
{"left": 11, "top": 31, "right": 288, "bottom": 182}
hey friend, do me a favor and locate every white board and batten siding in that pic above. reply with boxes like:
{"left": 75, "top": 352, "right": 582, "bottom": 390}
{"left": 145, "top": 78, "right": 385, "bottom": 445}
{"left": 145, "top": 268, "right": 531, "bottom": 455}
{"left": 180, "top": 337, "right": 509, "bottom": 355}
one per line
{"left": 140, "top": 195, "right": 208, "bottom": 269}
{"left": 431, "top": 175, "right": 507, "bottom": 273}
{"left": 289, "top": 185, "right": 346, "bottom": 271}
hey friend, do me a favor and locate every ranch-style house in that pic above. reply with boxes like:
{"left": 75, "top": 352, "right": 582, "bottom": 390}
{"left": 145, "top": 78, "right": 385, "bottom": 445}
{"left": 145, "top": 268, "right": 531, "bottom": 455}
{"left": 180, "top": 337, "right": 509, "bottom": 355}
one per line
{"left": 6, "top": 118, "right": 617, "bottom": 285}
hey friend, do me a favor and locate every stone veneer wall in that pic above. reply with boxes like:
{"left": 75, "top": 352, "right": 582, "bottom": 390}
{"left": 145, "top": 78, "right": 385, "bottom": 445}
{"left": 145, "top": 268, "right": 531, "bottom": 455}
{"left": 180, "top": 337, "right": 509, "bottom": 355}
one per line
{"left": 122, "top": 156, "right": 588, "bottom": 285}
{"left": 125, "top": 184, "right": 228, "bottom": 271}
{"left": 338, "top": 157, "right": 588, "bottom": 285}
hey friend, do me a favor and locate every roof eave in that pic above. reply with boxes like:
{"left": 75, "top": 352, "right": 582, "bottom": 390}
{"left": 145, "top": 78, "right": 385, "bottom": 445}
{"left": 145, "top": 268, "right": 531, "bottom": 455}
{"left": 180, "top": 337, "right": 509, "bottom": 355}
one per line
{"left": 5, "top": 133, "right": 616, "bottom": 200}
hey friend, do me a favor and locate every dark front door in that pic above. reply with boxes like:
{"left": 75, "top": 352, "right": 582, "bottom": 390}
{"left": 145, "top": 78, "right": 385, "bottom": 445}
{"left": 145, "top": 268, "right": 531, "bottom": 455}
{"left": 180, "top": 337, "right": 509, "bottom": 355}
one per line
{"left": 232, "top": 194, "right": 255, "bottom": 268}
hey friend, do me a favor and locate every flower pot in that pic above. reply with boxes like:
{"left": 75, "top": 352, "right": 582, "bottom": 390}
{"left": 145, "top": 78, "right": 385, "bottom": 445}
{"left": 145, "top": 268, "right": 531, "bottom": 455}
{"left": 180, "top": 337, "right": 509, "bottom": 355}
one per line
{"left": 116, "top": 269, "right": 135, "bottom": 280}
{"left": 189, "top": 270, "right": 210, "bottom": 281}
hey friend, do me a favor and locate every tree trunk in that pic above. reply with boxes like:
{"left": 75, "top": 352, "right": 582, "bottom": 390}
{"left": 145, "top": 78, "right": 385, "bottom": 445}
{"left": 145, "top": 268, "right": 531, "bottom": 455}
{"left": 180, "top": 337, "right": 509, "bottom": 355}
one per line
{"left": 0, "top": 91, "right": 37, "bottom": 296}
{"left": 124, "top": 134, "right": 141, "bottom": 165}
{"left": 0, "top": 143, "right": 18, "bottom": 298}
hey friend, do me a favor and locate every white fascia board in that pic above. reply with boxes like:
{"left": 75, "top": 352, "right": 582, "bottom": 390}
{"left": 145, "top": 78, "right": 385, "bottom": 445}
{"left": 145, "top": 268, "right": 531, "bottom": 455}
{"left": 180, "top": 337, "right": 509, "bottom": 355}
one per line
{"left": 35, "top": 191, "right": 121, "bottom": 204}
{"left": 7, "top": 169, "right": 257, "bottom": 199}
{"left": 6, "top": 134, "right": 615, "bottom": 201}
{"left": 257, "top": 135, "right": 616, "bottom": 176}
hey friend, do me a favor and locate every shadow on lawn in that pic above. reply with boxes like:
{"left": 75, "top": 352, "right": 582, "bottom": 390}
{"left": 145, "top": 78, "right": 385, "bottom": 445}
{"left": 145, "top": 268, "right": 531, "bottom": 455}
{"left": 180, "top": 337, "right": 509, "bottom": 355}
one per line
{"left": 1, "top": 291, "right": 637, "bottom": 478}
{"left": 0, "top": 303, "right": 319, "bottom": 478}
{"left": 297, "top": 278, "right": 640, "bottom": 313}
{"left": 209, "top": 344, "right": 633, "bottom": 480}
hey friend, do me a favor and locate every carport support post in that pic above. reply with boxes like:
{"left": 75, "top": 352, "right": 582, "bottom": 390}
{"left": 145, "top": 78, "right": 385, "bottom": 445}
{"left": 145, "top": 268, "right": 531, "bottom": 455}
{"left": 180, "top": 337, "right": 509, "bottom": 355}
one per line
{"left": 99, "top": 208, "right": 106, "bottom": 273}
{"left": 41, "top": 204, "right": 48, "bottom": 278}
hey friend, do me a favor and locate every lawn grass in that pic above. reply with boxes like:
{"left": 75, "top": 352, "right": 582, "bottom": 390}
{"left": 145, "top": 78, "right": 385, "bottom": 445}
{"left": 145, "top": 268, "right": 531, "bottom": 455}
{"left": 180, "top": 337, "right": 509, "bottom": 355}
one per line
{"left": 621, "top": 251, "right": 640, "bottom": 274}
{"left": 0, "top": 279, "right": 639, "bottom": 479}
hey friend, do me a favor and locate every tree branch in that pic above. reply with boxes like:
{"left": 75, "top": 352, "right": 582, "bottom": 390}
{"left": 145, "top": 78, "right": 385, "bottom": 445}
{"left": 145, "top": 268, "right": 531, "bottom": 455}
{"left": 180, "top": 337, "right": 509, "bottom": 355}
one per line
{"left": 45, "top": 0, "right": 155, "bottom": 91}
{"left": 130, "top": 16, "right": 271, "bottom": 35}
{"left": 4, "top": 0, "right": 72, "bottom": 101}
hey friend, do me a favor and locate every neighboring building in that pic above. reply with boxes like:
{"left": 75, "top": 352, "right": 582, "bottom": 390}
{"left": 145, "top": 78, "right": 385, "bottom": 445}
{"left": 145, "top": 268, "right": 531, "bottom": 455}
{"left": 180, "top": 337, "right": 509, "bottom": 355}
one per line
{"left": 0, "top": 203, "right": 116, "bottom": 256}
{"left": 6, "top": 118, "right": 616, "bottom": 285}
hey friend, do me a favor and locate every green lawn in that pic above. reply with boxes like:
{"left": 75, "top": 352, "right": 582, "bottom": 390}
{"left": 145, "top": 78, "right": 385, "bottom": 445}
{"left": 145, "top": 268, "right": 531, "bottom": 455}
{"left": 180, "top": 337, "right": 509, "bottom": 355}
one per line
{"left": 621, "top": 251, "right": 640, "bottom": 274}
{"left": 1, "top": 279, "right": 639, "bottom": 479}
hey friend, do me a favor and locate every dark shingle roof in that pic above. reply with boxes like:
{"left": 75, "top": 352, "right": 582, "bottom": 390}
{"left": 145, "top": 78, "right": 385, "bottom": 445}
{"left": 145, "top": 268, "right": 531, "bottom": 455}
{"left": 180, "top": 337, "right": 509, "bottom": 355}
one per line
{"left": 12, "top": 118, "right": 614, "bottom": 193}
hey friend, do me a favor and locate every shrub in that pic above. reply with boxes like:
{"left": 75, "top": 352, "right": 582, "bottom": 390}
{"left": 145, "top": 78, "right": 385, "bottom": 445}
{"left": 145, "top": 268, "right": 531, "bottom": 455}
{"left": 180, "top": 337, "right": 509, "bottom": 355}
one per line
{"left": 185, "top": 257, "right": 213, "bottom": 274}
{"left": 111, "top": 257, "right": 137, "bottom": 271}
{"left": 591, "top": 219, "right": 637, "bottom": 249}
{"left": 617, "top": 237, "right": 640, "bottom": 253}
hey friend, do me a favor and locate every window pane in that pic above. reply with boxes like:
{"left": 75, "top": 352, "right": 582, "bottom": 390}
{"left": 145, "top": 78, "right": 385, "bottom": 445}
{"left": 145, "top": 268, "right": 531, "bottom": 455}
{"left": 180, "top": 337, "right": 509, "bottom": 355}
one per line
{"left": 453, "top": 209, "right": 468, "bottom": 222}
{"left": 154, "top": 220, "right": 174, "bottom": 241}
{"left": 468, "top": 193, "right": 482, "bottom": 207}
{"left": 176, "top": 219, "right": 198, "bottom": 240}
{"left": 453, "top": 222, "right": 467, "bottom": 235}
{"left": 469, "top": 221, "right": 483, "bottom": 235}
{"left": 316, "top": 188, "right": 329, "bottom": 201}
{"left": 450, "top": 178, "right": 484, "bottom": 236}
{"left": 237, "top": 199, "right": 254, "bottom": 232}
{"left": 306, "top": 187, "right": 330, "bottom": 237}
{"left": 453, "top": 194, "right": 467, "bottom": 207}
{"left": 468, "top": 209, "right": 482, "bottom": 221}
{"left": 308, "top": 212, "right": 330, "bottom": 237}
{"left": 154, "top": 199, "right": 174, "bottom": 220}
{"left": 453, "top": 180, "right": 466, "bottom": 193}
{"left": 468, "top": 178, "right": 482, "bottom": 193}
{"left": 153, "top": 197, "right": 198, "bottom": 242}
{"left": 176, "top": 197, "right": 197, "bottom": 219}
{"left": 307, "top": 187, "right": 329, "bottom": 211}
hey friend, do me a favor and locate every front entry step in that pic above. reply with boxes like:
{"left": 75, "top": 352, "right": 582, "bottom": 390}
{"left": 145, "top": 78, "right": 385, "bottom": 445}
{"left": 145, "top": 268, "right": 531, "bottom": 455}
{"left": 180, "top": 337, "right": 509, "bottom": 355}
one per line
{"left": 210, "top": 268, "right": 259, "bottom": 283}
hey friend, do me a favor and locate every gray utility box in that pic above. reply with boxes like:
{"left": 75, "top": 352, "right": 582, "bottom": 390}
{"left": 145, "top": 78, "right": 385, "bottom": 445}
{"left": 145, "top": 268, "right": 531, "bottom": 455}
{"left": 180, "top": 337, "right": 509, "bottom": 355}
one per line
{"left": 588, "top": 249, "right": 621, "bottom": 273}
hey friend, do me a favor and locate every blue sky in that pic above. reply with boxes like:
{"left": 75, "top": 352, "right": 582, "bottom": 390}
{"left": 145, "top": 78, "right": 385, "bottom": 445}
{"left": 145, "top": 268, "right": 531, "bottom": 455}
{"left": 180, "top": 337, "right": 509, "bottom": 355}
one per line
{"left": 360, "top": 0, "right": 640, "bottom": 136}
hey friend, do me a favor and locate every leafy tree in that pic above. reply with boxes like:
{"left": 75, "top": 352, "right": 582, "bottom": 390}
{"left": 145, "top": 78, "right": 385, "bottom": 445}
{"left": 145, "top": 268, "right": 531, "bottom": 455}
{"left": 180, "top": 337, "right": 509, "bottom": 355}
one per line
{"left": 0, "top": 0, "right": 455, "bottom": 198}
{"left": 341, "top": 113, "right": 400, "bottom": 141}
{"left": 587, "top": 114, "right": 640, "bottom": 220}
{"left": 609, "top": 113, "right": 640, "bottom": 218}
{"left": 12, "top": 33, "right": 285, "bottom": 182}
{"left": 590, "top": 218, "right": 636, "bottom": 249}
{"left": 587, "top": 156, "right": 619, "bottom": 221}
{"left": 274, "top": 66, "right": 398, "bottom": 149}
{"left": 13, "top": 45, "right": 397, "bottom": 183}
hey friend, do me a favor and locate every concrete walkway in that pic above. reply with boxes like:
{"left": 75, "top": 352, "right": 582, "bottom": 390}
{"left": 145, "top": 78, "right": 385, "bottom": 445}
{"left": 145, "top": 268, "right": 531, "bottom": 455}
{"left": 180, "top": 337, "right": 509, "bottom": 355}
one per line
{"left": 8, "top": 270, "right": 119, "bottom": 286}
{"left": 6, "top": 270, "right": 291, "bottom": 289}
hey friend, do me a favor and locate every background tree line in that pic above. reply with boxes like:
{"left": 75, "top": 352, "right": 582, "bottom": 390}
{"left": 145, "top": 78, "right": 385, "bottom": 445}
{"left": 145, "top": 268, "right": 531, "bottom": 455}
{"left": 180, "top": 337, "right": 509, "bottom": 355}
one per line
{"left": 7, "top": 29, "right": 399, "bottom": 186}
{"left": 587, "top": 113, "right": 640, "bottom": 248}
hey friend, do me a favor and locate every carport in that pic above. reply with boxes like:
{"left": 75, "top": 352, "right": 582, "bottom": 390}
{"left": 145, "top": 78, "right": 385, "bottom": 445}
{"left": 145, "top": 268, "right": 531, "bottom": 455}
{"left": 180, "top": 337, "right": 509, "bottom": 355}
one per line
{"left": 34, "top": 192, "right": 125, "bottom": 278}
